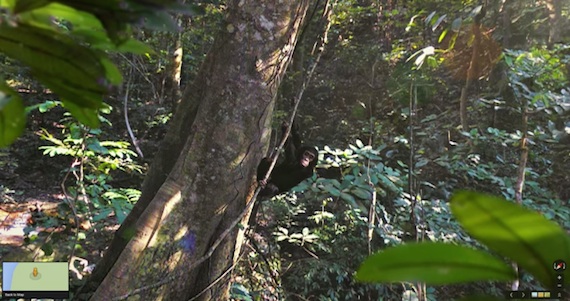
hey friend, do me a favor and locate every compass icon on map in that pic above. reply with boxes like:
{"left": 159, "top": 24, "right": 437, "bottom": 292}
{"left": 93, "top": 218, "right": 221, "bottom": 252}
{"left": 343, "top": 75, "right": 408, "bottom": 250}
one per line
{"left": 553, "top": 260, "right": 566, "bottom": 271}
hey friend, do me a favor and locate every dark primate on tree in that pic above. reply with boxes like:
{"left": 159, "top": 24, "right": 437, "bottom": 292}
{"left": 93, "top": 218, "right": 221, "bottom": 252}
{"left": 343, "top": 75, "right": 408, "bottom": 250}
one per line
{"left": 257, "top": 122, "right": 318, "bottom": 199}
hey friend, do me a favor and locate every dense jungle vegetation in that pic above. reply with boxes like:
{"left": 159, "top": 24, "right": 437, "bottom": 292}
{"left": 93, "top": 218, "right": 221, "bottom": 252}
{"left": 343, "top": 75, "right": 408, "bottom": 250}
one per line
{"left": 0, "top": 0, "right": 569, "bottom": 300}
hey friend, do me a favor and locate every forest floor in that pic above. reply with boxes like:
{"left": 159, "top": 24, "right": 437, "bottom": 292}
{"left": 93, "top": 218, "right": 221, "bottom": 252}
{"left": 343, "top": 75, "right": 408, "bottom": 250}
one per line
{"left": 0, "top": 107, "right": 123, "bottom": 286}
{"left": 0, "top": 164, "right": 118, "bottom": 282}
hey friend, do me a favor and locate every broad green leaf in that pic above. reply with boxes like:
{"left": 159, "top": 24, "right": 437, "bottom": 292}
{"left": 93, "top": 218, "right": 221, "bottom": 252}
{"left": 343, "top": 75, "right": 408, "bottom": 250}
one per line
{"left": 116, "top": 39, "right": 155, "bottom": 54}
{"left": 22, "top": 2, "right": 102, "bottom": 28}
{"left": 17, "top": 3, "right": 110, "bottom": 46}
{"left": 34, "top": 73, "right": 104, "bottom": 110}
{"left": 100, "top": 57, "right": 123, "bottom": 85}
{"left": 13, "top": 0, "right": 49, "bottom": 13}
{"left": 0, "top": 0, "right": 16, "bottom": 9}
{"left": 0, "top": 24, "right": 112, "bottom": 111}
{"left": 356, "top": 242, "right": 515, "bottom": 285}
{"left": 451, "top": 191, "right": 570, "bottom": 289}
{"left": 73, "top": 29, "right": 116, "bottom": 48}
{"left": 63, "top": 102, "right": 100, "bottom": 128}
{"left": 0, "top": 82, "right": 25, "bottom": 147}
{"left": 0, "top": 25, "right": 107, "bottom": 87}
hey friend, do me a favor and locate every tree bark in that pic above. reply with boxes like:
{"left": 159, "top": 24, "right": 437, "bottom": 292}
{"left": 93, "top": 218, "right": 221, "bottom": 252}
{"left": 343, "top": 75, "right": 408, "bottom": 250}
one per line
{"left": 77, "top": 37, "right": 202, "bottom": 300}
{"left": 511, "top": 84, "right": 529, "bottom": 291}
{"left": 500, "top": 0, "right": 511, "bottom": 48}
{"left": 169, "top": 30, "right": 183, "bottom": 110}
{"left": 545, "top": 0, "right": 561, "bottom": 48}
{"left": 459, "top": 11, "right": 483, "bottom": 131}
{"left": 88, "top": 0, "right": 310, "bottom": 300}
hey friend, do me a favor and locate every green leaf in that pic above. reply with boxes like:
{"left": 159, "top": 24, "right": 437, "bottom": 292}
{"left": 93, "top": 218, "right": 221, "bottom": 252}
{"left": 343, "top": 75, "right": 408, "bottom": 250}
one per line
{"left": 340, "top": 192, "right": 357, "bottom": 206}
{"left": 0, "top": 82, "right": 26, "bottom": 147}
{"left": 451, "top": 191, "right": 570, "bottom": 289}
{"left": 87, "top": 140, "right": 109, "bottom": 154}
{"left": 93, "top": 207, "right": 113, "bottom": 222}
{"left": 0, "top": 24, "right": 112, "bottom": 111}
{"left": 13, "top": 0, "right": 49, "bottom": 13}
{"left": 369, "top": 174, "right": 378, "bottom": 185}
{"left": 451, "top": 17, "right": 462, "bottom": 32}
{"left": 16, "top": 3, "right": 133, "bottom": 53}
{"left": 14, "top": 3, "right": 99, "bottom": 40}
{"left": 112, "top": 201, "right": 130, "bottom": 224}
{"left": 377, "top": 173, "right": 400, "bottom": 193}
{"left": 18, "top": 2, "right": 103, "bottom": 31}
{"left": 356, "top": 242, "right": 515, "bottom": 285}
{"left": 432, "top": 14, "right": 446, "bottom": 31}
{"left": 352, "top": 187, "right": 372, "bottom": 200}
{"left": 116, "top": 39, "right": 155, "bottom": 54}
{"left": 327, "top": 186, "right": 341, "bottom": 197}
{"left": 25, "top": 100, "right": 59, "bottom": 114}
{"left": 291, "top": 181, "right": 310, "bottom": 192}
{"left": 63, "top": 102, "right": 100, "bottom": 128}
{"left": 0, "top": 25, "right": 107, "bottom": 90}
{"left": 100, "top": 57, "right": 123, "bottom": 85}
{"left": 438, "top": 28, "right": 448, "bottom": 43}
{"left": 425, "top": 11, "right": 437, "bottom": 25}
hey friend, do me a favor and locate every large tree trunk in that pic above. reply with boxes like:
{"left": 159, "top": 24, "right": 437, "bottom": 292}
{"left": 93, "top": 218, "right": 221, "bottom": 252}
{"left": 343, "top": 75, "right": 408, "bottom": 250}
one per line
{"left": 77, "top": 36, "right": 202, "bottom": 300}
{"left": 88, "top": 0, "right": 310, "bottom": 300}
{"left": 168, "top": 30, "right": 183, "bottom": 110}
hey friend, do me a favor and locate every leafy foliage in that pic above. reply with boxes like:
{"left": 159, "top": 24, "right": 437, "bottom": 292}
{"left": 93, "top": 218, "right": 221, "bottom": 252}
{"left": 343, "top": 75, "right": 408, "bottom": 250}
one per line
{"left": 356, "top": 191, "right": 570, "bottom": 299}
{"left": 34, "top": 101, "right": 143, "bottom": 225}
{"left": 1, "top": 0, "right": 569, "bottom": 300}
{"left": 0, "top": 0, "right": 196, "bottom": 146}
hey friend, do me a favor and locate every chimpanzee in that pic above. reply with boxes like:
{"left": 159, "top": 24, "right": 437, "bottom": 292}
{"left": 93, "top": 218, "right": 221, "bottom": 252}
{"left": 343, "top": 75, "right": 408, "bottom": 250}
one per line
{"left": 257, "top": 122, "right": 318, "bottom": 198}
